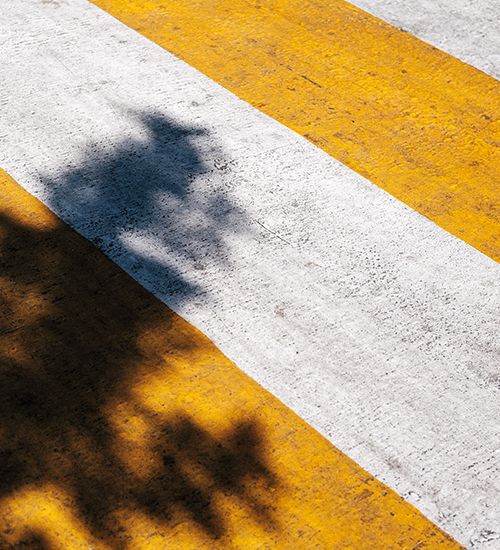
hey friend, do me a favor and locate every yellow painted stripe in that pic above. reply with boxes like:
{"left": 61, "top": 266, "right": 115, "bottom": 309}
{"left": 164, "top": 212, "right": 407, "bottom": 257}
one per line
{"left": 92, "top": 0, "right": 500, "bottom": 261}
{"left": 0, "top": 168, "right": 459, "bottom": 547}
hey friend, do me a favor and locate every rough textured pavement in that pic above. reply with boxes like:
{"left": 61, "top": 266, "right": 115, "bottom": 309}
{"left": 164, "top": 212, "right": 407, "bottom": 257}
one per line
{"left": 350, "top": 0, "right": 500, "bottom": 79}
{"left": 0, "top": 0, "right": 498, "bottom": 547}
{"left": 2, "top": 169, "right": 460, "bottom": 548}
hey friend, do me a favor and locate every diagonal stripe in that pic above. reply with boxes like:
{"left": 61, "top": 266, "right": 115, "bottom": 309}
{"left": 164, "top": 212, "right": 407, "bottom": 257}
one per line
{"left": 0, "top": 168, "right": 460, "bottom": 548}
{"left": 0, "top": 2, "right": 498, "bottom": 546}
{"left": 348, "top": 0, "right": 500, "bottom": 80}
{"left": 91, "top": 0, "right": 500, "bottom": 261}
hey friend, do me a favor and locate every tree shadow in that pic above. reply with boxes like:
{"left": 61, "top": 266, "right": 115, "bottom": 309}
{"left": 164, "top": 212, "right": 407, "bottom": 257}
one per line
{"left": 6, "top": 531, "right": 51, "bottom": 550}
{"left": 40, "top": 107, "right": 245, "bottom": 306}
{"left": 0, "top": 110, "right": 278, "bottom": 547}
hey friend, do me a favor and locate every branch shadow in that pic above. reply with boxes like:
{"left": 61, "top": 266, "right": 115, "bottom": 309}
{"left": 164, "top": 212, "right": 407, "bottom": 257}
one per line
{"left": 0, "top": 109, "right": 278, "bottom": 547}
{"left": 40, "top": 108, "right": 244, "bottom": 306}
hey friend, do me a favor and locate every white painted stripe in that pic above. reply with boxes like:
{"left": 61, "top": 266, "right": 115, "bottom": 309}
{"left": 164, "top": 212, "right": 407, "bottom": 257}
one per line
{"left": 0, "top": 1, "right": 498, "bottom": 547}
{"left": 350, "top": 0, "right": 500, "bottom": 79}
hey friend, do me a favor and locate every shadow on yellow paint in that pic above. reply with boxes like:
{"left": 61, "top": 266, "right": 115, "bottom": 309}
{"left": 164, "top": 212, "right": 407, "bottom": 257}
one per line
{"left": 0, "top": 144, "right": 279, "bottom": 546}
{"left": 0, "top": 111, "right": 460, "bottom": 547}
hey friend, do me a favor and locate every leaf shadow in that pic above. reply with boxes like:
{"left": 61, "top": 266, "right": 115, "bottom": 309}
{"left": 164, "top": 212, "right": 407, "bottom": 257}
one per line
{"left": 0, "top": 109, "right": 280, "bottom": 547}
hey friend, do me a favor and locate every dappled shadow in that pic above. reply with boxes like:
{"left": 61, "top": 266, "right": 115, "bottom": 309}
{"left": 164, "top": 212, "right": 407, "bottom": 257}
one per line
{"left": 40, "top": 108, "right": 244, "bottom": 306}
{"left": 6, "top": 531, "right": 51, "bottom": 549}
{"left": 0, "top": 111, "right": 278, "bottom": 547}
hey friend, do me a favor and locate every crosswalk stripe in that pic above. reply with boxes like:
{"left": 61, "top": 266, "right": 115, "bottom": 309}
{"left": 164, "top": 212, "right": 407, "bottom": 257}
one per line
{"left": 0, "top": 168, "right": 460, "bottom": 548}
{"left": 1, "top": 1, "right": 498, "bottom": 546}
{"left": 92, "top": 0, "right": 500, "bottom": 261}
{"left": 346, "top": 0, "right": 500, "bottom": 80}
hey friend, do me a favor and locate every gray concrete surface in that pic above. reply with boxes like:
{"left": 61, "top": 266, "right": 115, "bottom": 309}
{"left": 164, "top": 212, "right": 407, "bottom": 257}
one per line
{"left": 350, "top": 0, "right": 500, "bottom": 79}
{"left": 0, "top": 1, "right": 499, "bottom": 547}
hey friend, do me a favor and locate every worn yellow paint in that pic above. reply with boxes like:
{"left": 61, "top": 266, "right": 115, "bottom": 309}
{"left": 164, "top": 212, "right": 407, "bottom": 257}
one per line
{"left": 92, "top": 0, "right": 500, "bottom": 261}
{"left": 0, "top": 485, "right": 105, "bottom": 550}
{"left": 0, "top": 168, "right": 460, "bottom": 547}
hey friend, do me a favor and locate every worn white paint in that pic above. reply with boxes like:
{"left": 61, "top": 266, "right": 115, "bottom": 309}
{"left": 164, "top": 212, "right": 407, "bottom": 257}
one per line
{"left": 0, "top": 1, "right": 499, "bottom": 547}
